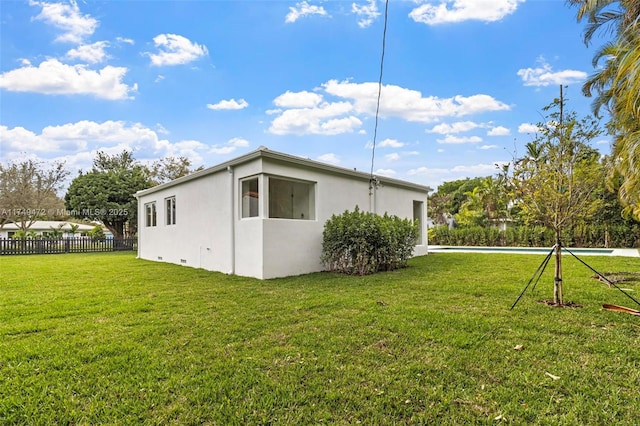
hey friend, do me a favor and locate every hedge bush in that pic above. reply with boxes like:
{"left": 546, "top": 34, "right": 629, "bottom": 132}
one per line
{"left": 321, "top": 206, "right": 418, "bottom": 275}
{"left": 428, "top": 224, "right": 640, "bottom": 248}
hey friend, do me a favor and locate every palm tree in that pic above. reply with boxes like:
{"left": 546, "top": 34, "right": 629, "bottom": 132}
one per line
{"left": 569, "top": 0, "right": 640, "bottom": 218}
{"left": 48, "top": 223, "right": 65, "bottom": 239}
{"left": 68, "top": 223, "right": 80, "bottom": 237}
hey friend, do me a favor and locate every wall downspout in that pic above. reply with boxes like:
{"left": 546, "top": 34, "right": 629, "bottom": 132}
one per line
{"left": 134, "top": 194, "right": 141, "bottom": 258}
{"left": 425, "top": 190, "right": 430, "bottom": 252}
{"left": 228, "top": 166, "right": 235, "bottom": 275}
{"left": 369, "top": 177, "right": 379, "bottom": 215}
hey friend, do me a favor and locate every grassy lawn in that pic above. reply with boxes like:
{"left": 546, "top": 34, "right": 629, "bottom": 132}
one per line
{"left": 1, "top": 252, "right": 639, "bottom": 425}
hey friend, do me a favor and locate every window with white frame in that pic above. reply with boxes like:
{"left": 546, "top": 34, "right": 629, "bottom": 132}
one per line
{"left": 268, "top": 177, "right": 315, "bottom": 220}
{"left": 165, "top": 196, "right": 176, "bottom": 225}
{"left": 242, "top": 178, "right": 259, "bottom": 218}
{"left": 145, "top": 202, "right": 157, "bottom": 227}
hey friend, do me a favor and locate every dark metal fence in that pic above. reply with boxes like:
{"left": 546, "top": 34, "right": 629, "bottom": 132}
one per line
{"left": 0, "top": 238, "right": 137, "bottom": 255}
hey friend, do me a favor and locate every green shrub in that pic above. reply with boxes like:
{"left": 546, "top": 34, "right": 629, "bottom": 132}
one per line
{"left": 321, "top": 206, "right": 418, "bottom": 275}
{"left": 427, "top": 224, "right": 640, "bottom": 248}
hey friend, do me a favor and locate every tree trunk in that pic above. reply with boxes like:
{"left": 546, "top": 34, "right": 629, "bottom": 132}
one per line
{"left": 554, "top": 230, "right": 563, "bottom": 305}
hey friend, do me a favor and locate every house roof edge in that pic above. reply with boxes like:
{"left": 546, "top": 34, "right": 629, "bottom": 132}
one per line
{"left": 135, "top": 147, "right": 432, "bottom": 197}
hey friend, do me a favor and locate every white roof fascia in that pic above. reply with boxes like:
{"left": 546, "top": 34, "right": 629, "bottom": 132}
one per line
{"left": 135, "top": 147, "right": 432, "bottom": 198}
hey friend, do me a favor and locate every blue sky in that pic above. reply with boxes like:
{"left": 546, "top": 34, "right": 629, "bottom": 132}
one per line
{"left": 0, "top": 0, "right": 609, "bottom": 190}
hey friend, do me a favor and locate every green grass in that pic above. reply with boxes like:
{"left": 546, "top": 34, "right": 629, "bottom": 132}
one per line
{"left": 1, "top": 252, "right": 639, "bottom": 425}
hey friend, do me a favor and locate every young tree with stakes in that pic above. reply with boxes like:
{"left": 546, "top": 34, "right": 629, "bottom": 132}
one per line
{"left": 511, "top": 87, "right": 603, "bottom": 305}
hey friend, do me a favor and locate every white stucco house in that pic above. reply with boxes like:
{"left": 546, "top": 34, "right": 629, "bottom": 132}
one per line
{"left": 0, "top": 221, "right": 98, "bottom": 239}
{"left": 135, "top": 147, "right": 431, "bottom": 279}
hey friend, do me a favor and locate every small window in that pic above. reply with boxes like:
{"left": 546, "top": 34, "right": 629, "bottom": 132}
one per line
{"left": 242, "top": 178, "right": 259, "bottom": 218}
{"left": 269, "top": 177, "right": 315, "bottom": 220}
{"left": 165, "top": 197, "right": 176, "bottom": 225}
{"left": 145, "top": 202, "right": 157, "bottom": 227}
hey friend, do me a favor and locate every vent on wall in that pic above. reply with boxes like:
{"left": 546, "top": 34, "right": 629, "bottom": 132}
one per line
{"left": 180, "top": 259, "right": 187, "bottom": 264}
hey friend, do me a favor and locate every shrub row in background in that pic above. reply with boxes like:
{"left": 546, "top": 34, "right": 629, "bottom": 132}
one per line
{"left": 428, "top": 224, "right": 640, "bottom": 248}
{"left": 322, "top": 207, "right": 418, "bottom": 276}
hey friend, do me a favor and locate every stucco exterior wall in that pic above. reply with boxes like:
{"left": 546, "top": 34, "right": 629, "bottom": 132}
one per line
{"left": 137, "top": 171, "right": 233, "bottom": 272}
{"left": 233, "top": 161, "right": 265, "bottom": 278}
{"left": 137, "top": 150, "right": 429, "bottom": 280}
{"left": 258, "top": 157, "right": 428, "bottom": 278}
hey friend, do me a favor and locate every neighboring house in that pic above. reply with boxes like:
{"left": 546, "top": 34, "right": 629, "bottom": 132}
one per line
{"left": 0, "top": 221, "right": 98, "bottom": 239}
{"left": 135, "top": 147, "right": 432, "bottom": 279}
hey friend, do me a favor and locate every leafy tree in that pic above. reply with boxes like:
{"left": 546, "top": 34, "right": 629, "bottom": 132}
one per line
{"left": 0, "top": 159, "right": 69, "bottom": 232}
{"left": 569, "top": 0, "right": 640, "bottom": 219}
{"left": 427, "top": 191, "right": 452, "bottom": 225}
{"left": 65, "top": 151, "right": 152, "bottom": 238}
{"left": 428, "top": 177, "right": 485, "bottom": 224}
{"left": 511, "top": 93, "right": 603, "bottom": 305}
{"left": 455, "top": 186, "right": 487, "bottom": 227}
{"left": 149, "top": 156, "right": 201, "bottom": 185}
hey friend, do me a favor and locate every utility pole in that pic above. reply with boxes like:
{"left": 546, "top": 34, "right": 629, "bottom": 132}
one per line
{"left": 554, "top": 85, "right": 564, "bottom": 305}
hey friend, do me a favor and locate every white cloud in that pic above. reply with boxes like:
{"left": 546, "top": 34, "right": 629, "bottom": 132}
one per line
{"left": 66, "top": 41, "right": 109, "bottom": 64}
{"left": 518, "top": 123, "right": 540, "bottom": 133}
{"left": 167, "top": 140, "right": 207, "bottom": 165}
{"left": 0, "top": 59, "right": 136, "bottom": 100}
{"left": 517, "top": 58, "right": 587, "bottom": 87}
{"left": 156, "top": 123, "right": 169, "bottom": 135}
{"left": 268, "top": 80, "right": 509, "bottom": 136}
{"left": 323, "top": 79, "right": 510, "bottom": 122}
{"left": 376, "top": 168, "right": 397, "bottom": 177}
{"left": 30, "top": 0, "right": 98, "bottom": 43}
{"left": 352, "top": 0, "right": 380, "bottom": 28}
{"left": 479, "top": 144, "right": 498, "bottom": 150}
{"left": 320, "top": 116, "right": 363, "bottom": 135}
{"left": 147, "top": 34, "right": 208, "bottom": 66}
{"left": 209, "top": 137, "right": 250, "bottom": 155}
{"left": 409, "top": 0, "right": 523, "bottom": 25}
{"left": 116, "top": 37, "right": 134, "bottom": 45}
{"left": 207, "top": 98, "right": 249, "bottom": 110}
{"left": 385, "top": 153, "right": 400, "bottom": 161}
{"left": 228, "top": 137, "right": 249, "bottom": 147}
{"left": 427, "top": 121, "right": 481, "bottom": 134}
{"left": 285, "top": 1, "right": 329, "bottom": 23}
{"left": 273, "top": 90, "right": 323, "bottom": 108}
{"left": 379, "top": 138, "right": 405, "bottom": 148}
{"left": 452, "top": 162, "right": 507, "bottom": 174}
{"left": 487, "top": 126, "right": 510, "bottom": 136}
{"left": 209, "top": 146, "right": 236, "bottom": 155}
{"left": 318, "top": 153, "right": 341, "bottom": 164}
{"left": 0, "top": 120, "right": 208, "bottom": 167}
{"left": 269, "top": 101, "right": 361, "bottom": 135}
{"left": 154, "top": 75, "right": 165, "bottom": 83}
{"left": 437, "top": 135, "right": 483, "bottom": 144}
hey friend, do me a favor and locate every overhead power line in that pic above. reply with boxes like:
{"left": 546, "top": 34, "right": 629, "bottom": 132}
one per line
{"left": 369, "top": 0, "right": 390, "bottom": 182}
